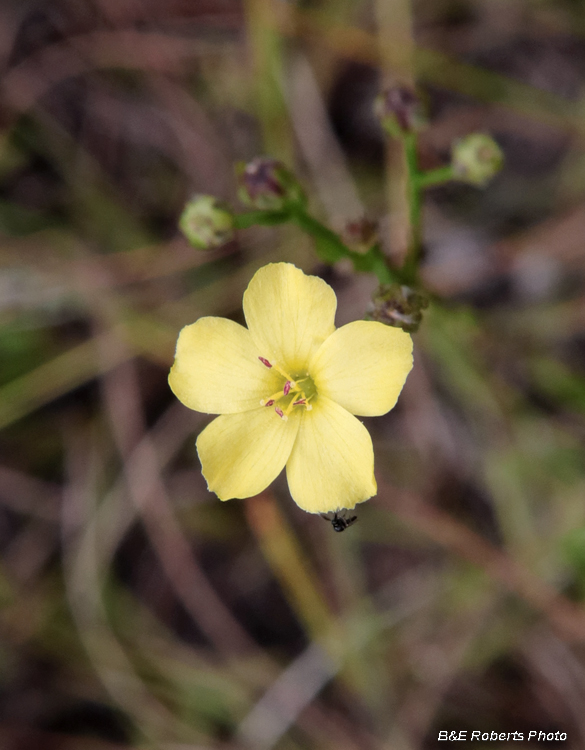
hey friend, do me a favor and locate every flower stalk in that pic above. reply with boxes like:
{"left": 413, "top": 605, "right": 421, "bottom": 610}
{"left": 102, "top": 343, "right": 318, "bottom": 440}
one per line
{"left": 402, "top": 130, "right": 423, "bottom": 284}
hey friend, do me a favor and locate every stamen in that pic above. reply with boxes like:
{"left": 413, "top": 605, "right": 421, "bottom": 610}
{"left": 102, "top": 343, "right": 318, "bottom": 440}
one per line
{"left": 261, "top": 390, "right": 285, "bottom": 407}
{"left": 272, "top": 362, "right": 294, "bottom": 381}
{"left": 283, "top": 399, "right": 296, "bottom": 418}
{"left": 259, "top": 368, "right": 316, "bottom": 419}
{"left": 302, "top": 392, "right": 314, "bottom": 411}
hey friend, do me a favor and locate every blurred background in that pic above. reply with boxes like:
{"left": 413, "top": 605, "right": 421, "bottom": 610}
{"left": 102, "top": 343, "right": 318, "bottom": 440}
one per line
{"left": 2, "top": 0, "right": 585, "bottom": 748}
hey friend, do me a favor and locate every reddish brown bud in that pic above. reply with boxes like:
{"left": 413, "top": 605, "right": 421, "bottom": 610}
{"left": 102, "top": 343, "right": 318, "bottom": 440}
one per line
{"left": 374, "top": 87, "right": 426, "bottom": 137}
{"left": 237, "top": 158, "right": 306, "bottom": 211}
{"left": 342, "top": 217, "right": 379, "bottom": 254}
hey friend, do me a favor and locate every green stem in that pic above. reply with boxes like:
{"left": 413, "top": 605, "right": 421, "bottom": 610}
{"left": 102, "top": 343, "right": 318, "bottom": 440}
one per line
{"left": 233, "top": 205, "right": 402, "bottom": 285}
{"left": 290, "top": 207, "right": 400, "bottom": 284}
{"left": 351, "top": 244, "right": 399, "bottom": 284}
{"left": 401, "top": 132, "right": 422, "bottom": 284}
{"left": 289, "top": 207, "right": 349, "bottom": 258}
{"left": 417, "top": 165, "right": 455, "bottom": 189}
{"left": 233, "top": 210, "right": 290, "bottom": 229}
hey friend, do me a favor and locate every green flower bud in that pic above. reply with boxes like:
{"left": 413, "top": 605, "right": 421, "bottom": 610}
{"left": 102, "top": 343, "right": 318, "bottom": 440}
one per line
{"left": 366, "top": 283, "right": 429, "bottom": 333}
{"left": 451, "top": 133, "right": 504, "bottom": 187}
{"left": 179, "top": 195, "right": 234, "bottom": 250}
{"left": 236, "top": 158, "right": 306, "bottom": 211}
{"left": 374, "top": 87, "right": 426, "bottom": 138}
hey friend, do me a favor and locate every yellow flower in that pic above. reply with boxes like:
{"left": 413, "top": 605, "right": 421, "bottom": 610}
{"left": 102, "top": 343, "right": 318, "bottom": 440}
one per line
{"left": 169, "top": 263, "right": 413, "bottom": 513}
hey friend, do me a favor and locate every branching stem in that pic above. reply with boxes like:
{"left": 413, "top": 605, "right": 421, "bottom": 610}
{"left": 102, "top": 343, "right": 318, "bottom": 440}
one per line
{"left": 233, "top": 149, "right": 455, "bottom": 287}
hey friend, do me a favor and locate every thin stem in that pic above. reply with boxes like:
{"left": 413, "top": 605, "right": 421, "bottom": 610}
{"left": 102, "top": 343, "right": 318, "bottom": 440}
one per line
{"left": 401, "top": 132, "right": 423, "bottom": 284}
{"left": 290, "top": 207, "right": 349, "bottom": 260}
{"left": 291, "top": 207, "right": 401, "bottom": 284}
{"left": 233, "top": 210, "right": 290, "bottom": 229}
{"left": 234, "top": 205, "right": 403, "bottom": 285}
{"left": 351, "top": 244, "right": 400, "bottom": 284}
{"left": 417, "top": 165, "right": 455, "bottom": 189}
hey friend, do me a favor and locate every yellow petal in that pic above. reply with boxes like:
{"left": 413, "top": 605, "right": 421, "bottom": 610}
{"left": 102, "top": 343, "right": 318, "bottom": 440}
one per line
{"left": 197, "top": 408, "right": 300, "bottom": 500}
{"left": 169, "top": 317, "right": 282, "bottom": 414}
{"left": 243, "top": 263, "right": 337, "bottom": 373}
{"left": 285, "top": 396, "right": 376, "bottom": 513}
{"left": 310, "top": 321, "right": 413, "bottom": 417}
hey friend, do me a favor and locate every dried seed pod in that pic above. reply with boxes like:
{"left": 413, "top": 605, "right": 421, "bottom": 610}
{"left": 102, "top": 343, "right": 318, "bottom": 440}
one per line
{"left": 367, "top": 283, "right": 429, "bottom": 333}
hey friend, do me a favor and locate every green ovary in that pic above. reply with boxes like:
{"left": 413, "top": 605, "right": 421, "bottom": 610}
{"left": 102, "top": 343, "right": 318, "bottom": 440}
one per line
{"left": 293, "top": 373, "right": 317, "bottom": 401}
{"left": 259, "top": 364, "right": 318, "bottom": 420}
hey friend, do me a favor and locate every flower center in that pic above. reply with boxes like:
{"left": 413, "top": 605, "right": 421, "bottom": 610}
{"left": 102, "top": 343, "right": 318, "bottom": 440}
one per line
{"left": 258, "top": 357, "right": 316, "bottom": 420}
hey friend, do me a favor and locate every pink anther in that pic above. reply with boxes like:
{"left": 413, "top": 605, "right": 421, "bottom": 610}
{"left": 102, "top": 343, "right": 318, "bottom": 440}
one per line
{"left": 264, "top": 399, "right": 275, "bottom": 407}
{"left": 275, "top": 407, "right": 285, "bottom": 419}
{"left": 283, "top": 381, "right": 292, "bottom": 395}
{"left": 293, "top": 398, "right": 306, "bottom": 406}
{"left": 258, "top": 357, "right": 272, "bottom": 368}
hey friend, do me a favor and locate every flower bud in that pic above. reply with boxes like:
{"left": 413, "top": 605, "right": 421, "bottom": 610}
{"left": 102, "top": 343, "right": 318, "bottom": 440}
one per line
{"left": 179, "top": 195, "right": 234, "bottom": 250}
{"left": 342, "top": 217, "right": 379, "bottom": 254}
{"left": 374, "top": 86, "right": 426, "bottom": 137}
{"left": 451, "top": 133, "right": 503, "bottom": 187}
{"left": 236, "top": 158, "right": 306, "bottom": 211}
{"left": 366, "top": 283, "right": 429, "bottom": 333}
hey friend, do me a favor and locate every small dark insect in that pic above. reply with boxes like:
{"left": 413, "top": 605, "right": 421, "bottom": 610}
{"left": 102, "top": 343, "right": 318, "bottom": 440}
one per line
{"left": 321, "top": 511, "right": 358, "bottom": 532}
